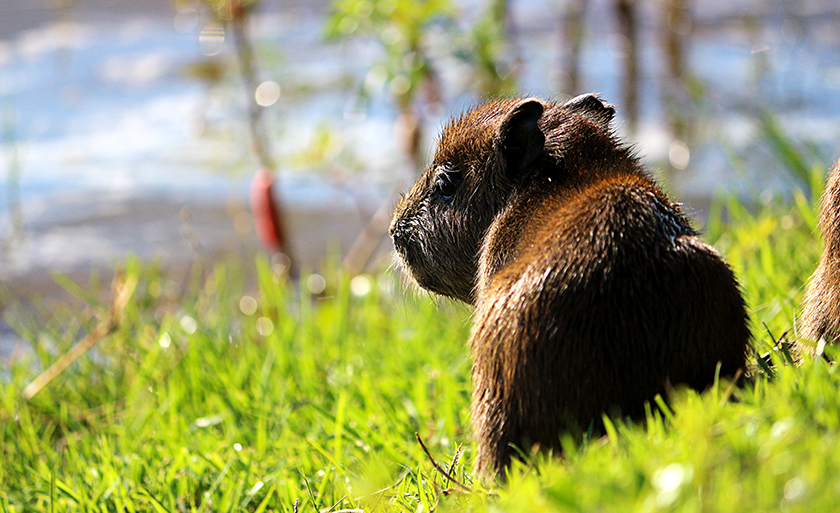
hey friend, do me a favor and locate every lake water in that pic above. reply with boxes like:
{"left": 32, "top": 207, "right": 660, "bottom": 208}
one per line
{"left": 2, "top": 0, "right": 840, "bottom": 357}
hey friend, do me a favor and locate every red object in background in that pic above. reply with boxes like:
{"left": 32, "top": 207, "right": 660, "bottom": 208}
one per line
{"left": 250, "top": 167, "right": 286, "bottom": 253}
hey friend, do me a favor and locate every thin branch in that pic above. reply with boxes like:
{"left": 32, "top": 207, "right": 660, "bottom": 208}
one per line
{"left": 229, "top": 2, "right": 274, "bottom": 171}
{"left": 414, "top": 433, "right": 470, "bottom": 493}
{"left": 22, "top": 273, "right": 138, "bottom": 401}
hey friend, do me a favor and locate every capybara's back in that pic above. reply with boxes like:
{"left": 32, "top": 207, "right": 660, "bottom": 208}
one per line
{"left": 390, "top": 94, "right": 751, "bottom": 478}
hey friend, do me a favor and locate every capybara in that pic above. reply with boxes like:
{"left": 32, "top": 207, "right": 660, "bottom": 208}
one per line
{"left": 389, "top": 94, "right": 750, "bottom": 477}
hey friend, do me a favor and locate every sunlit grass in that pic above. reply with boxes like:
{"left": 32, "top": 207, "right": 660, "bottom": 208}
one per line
{"left": 2, "top": 158, "right": 838, "bottom": 510}
{"left": 1, "top": 256, "right": 475, "bottom": 511}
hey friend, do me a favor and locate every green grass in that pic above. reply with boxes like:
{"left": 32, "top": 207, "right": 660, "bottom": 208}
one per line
{"left": 1, "top": 256, "right": 476, "bottom": 512}
{"left": 1, "top": 164, "right": 838, "bottom": 511}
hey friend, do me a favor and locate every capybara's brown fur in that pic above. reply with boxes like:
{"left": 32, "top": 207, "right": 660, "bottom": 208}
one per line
{"left": 389, "top": 94, "right": 751, "bottom": 477}
{"left": 802, "top": 161, "right": 840, "bottom": 344}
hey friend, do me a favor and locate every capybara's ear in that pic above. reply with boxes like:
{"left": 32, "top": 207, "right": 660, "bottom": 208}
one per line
{"left": 497, "top": 99, "right": 545, "bottom": 177}
{"left": 563, "top": 93, "right": 616, "bottom": 128}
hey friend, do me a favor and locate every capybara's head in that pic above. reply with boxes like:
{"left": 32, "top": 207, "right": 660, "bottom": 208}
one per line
{"left": 389, "top": 94, "right": 616, "bottom": 304}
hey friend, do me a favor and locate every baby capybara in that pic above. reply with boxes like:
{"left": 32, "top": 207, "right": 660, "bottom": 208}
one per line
{"left": 390, "top": 94, "right": 750, "bottom": 477}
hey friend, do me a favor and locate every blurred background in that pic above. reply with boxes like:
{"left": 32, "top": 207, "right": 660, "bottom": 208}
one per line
{"left": 2, "top": 0, "right": 840, "bottom": 306}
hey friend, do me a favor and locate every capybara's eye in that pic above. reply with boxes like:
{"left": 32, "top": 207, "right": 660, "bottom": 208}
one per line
{"left": 434, "top": 169, "right": 462, "bottom": 200}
